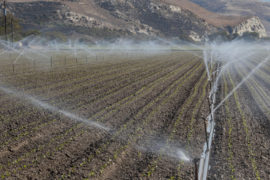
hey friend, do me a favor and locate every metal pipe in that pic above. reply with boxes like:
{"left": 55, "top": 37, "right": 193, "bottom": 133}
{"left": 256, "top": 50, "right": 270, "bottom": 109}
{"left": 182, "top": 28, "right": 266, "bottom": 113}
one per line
{"left": 11, "top": 17, "right": 13, "bottom": 47}
{"left": 202, "top": 117, "right": 209, "bottom": 151}
{"left": 194, "top": 158, "right": 200, "bottom": 180}
{"left": 4, "top": 1, "right": 7, "bottom": 41}
{"left": 4, "top": 0, "right": 7, "bottom": 42}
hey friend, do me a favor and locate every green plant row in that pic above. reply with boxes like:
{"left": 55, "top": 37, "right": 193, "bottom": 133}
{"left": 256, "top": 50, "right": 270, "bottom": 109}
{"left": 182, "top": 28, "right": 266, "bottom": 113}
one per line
{"left": 0, "top": 59, "right": 168, "bottom": 136}
{"left": 1, "top": 58, "right": 138, "bottom": 91}
{"left": 228, "top": 71, "right": 261, "bottom": 180}
{"left": 84, "top": 63, "right": 204, "bottom": 179}
{"left": 239, "top": 62, "right": 270, "bottom": 116}
{"left": 145, "top": 71, "right": 208, "bottom": 179}
{"left": 223, "top": 75, "right": 236, "bottom": 180}
{"left": 0, "top": 58, "right": 198, "bottom": 177}
{"left": 33, "top": 59, "right": 201, "bottom": 177}
{"left": 0, "top": 59, "right": 161, "bottom": 107}
{"left": 0, "top": 59, "right": 173, "bottom": 146}
{"left": 0, "top": 123, "right": 82, "bottom": 178}
{"left": 58, "top": 60, "right": 201, "bottom": 178}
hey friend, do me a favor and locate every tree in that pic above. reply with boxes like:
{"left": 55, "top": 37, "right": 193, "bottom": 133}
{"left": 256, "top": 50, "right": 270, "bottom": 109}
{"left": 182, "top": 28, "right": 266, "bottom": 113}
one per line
{"left": 240, "top": 32, "right": 260, "bottom": 41}
{"left": 0, "top": 13, "right": 21, "bottom": 37}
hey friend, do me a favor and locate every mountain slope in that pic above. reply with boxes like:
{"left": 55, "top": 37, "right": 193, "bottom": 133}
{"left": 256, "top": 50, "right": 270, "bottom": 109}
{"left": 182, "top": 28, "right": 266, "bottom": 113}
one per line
{"left": 162, "top": 0, "right": 247, "bottom": 27}
{"left": 6, "top": 0, "right": 268, "bottom": 41}
{"left": 190, "top": 0, "right": 270, "bottom": 34}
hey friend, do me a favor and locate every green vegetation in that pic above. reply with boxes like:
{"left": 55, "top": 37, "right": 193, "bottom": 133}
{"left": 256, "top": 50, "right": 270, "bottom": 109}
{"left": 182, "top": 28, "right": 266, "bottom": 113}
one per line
{"left": 0, "top": 13, "right": 41, "bottom": 41}
{"left": 208, "top": 30, "right": 261, "bottom": 41}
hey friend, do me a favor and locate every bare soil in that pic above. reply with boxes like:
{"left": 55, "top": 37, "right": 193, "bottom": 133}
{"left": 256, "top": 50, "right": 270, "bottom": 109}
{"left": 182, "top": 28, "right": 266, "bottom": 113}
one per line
{"left": 0, "top": 52, "right": 209, "bottom": 179}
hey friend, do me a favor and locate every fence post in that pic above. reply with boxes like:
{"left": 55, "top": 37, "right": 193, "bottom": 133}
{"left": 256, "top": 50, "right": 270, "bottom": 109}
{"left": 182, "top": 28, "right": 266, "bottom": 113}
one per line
{"left": 50, "top": 56, "right": 53, "bottom": 68}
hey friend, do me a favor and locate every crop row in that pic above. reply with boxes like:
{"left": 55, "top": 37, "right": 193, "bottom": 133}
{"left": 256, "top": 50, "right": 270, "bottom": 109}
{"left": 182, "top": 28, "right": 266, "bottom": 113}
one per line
{"left": 0, "top": 59, "right": 173, "bottom": 130}
{"left": 56, "top": 60, "right": 202, "bottom": 178}
{"left": 47, "top": 59, "right": 180, "bottom": 109}
{"left": 143, "top": 70, "right": 208, "bottom": 179}
{"left": 0, "top": 52, "right": 150, "bottom": 79}
{"left": 0, "top": 58, "right": 200, "bottom": 178}
{"left": 61, "top": 62, "right": 204, "bottom": 179}
{"left": 227, "top": 72, "right": 261, "bottom": 180}
{"left": 233, "top": 63, "right": 270, "bottom": 179}
{"left": 0, "top": 57, "right": 134, "bottom": 85}
{"left": 222, "top": 75, "right": 236, "bottom": 180}
{"left": 6, "top": 52, "right": 179, "bottom": 87}
{"left": 0, "top": 59, "right": 162, "bottom": 107}
{"left": 0, "top": 59, "right": 190, "bottom": 151}
{"left": 0, "top": 122, "right": 83, "bottom": 178}
{"left": 48, "top": 60, "right": 201, "bottom": 178}
{"left": 84, "top": 63, "right": 204, "bottom": 179}
{"left": 239, "top": 62, "right": 270, "bottom": 117}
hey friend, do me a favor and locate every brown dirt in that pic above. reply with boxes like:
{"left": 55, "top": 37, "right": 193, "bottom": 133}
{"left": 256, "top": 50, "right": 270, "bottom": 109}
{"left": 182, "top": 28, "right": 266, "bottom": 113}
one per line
{"left": 209, "top": 62, "right": 270, "bottom": 179}
{"left": 0, "top": 52, "right": 209, "bottom": 179}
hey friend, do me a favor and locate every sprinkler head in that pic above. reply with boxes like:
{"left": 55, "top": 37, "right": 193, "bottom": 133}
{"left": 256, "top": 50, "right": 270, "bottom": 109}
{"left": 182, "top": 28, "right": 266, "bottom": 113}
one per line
{"left": 193, "top": 157, "right": 200, "bottom": 164}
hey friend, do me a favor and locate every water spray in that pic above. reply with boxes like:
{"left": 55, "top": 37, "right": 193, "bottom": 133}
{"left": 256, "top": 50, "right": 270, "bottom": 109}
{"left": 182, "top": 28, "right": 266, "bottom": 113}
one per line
{"left": 0, "top": 83, "right": 110, "bottom": 131}
{"left": 214, "top": 55, "right": 270, "bottom": 113}
{"left": 0, "top": 81, "right": 193, "bottom": 164}
{"left": 198, "top": 41, "right": 270, "bottom": 180}
{"left": 136, "top": 140, "right": 192, "bottom": 163}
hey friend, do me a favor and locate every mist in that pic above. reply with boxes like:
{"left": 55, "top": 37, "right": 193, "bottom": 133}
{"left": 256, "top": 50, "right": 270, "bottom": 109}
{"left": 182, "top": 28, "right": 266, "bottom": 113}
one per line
{"left": 1, "top": 36, "right": 270, "bottom": 173}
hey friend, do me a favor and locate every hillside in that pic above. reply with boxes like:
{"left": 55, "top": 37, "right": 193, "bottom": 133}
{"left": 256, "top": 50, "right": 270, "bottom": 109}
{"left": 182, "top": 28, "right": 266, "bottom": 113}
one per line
{"left": 163, "top": 0, "right": 247, "bottom": 27}
{"left": 190, "top": 0, "right": 270, "bottom": 34}
{"left": 5, "top": 0, "right": 268, "bottom": 41}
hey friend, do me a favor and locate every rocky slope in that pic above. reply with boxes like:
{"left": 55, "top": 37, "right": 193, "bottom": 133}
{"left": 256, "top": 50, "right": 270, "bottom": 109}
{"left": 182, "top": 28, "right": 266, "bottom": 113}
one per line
{"left": 190, "top": 0, "right": 270, "bottom": 35}
{"left": 6, "top": 0, "right": 268, "bottom": 41}
{"left": 231, "top": 16, "right": 267, "bottom": 38}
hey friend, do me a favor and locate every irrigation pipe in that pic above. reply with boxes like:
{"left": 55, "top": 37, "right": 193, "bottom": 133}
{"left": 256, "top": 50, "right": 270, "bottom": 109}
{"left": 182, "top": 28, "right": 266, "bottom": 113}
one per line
{"left": 198, "top": 55, "right": 270, "bottom": 180}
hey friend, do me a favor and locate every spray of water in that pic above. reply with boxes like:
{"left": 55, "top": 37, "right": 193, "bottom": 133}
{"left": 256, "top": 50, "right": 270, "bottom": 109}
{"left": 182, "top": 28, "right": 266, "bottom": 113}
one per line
{"left": 0, "top": 83, "right": 110, "bottom": 131}
{"left": 0, "top": 81, "right": 193, "bottom": 162}
{"left": 214, "top": 55, "right": 270, "bottom": 112}
{"left": 199, "top": 40, "right": 270, "bottom": 179}
{"left": 203, "top": 50, "right": 211, "bottom": 80}
{"left": 136, "top": 139, "right": 191, "bottom": 162}
{"left": 204, "top": 40, "right": 270, "bottom": 113}
{"left": 1, "top": 36, "right": 269, "bottom": 167}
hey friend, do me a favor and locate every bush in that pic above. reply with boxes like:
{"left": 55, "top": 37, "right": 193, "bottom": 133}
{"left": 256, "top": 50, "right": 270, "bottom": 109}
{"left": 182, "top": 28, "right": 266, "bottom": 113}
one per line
{"left": 0, "top": 13, "right": 21, "bottom": 37}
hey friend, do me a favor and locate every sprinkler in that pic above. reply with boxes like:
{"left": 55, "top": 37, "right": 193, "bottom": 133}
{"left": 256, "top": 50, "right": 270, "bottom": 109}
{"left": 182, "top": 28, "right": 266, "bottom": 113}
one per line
{"left": 193, "top": 158, "right": 200, "bottom": 180}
